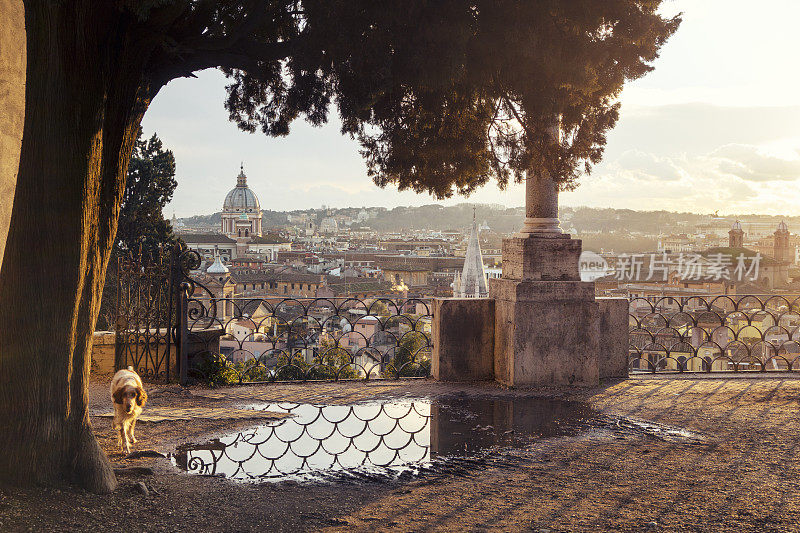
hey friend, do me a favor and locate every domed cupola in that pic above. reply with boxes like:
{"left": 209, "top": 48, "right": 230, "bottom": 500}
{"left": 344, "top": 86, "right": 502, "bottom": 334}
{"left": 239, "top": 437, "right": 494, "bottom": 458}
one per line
{"left": 206, "top": 247, "right": 230, "bottom": 282}
{"left": 222, "top": 165, "right": 261, "bottom": 213}
{"left": 220, "top": 164, "right": 263, "bottom": 238}
{"left": 729, "top": 220, "right": 745, "bottom": 248}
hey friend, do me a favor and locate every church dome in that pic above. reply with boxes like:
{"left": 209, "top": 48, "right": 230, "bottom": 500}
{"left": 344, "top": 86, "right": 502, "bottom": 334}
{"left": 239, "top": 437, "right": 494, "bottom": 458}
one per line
{"left": 731, "top": 221, "right": 742, "bottom": 231}
{"left": 207, "top": 251, "right": 229, "bottom": 275}
{"left": 222, "top": 167, "right": 261, "bottom": 212}
{"left": 777, "top": 221, "right": 788, "bottom": 232}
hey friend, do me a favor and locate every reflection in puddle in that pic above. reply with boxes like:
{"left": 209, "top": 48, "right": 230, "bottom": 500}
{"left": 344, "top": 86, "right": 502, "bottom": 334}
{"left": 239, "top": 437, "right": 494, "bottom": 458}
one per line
{"left": 171, "top": 397, "right": 595, "bottom": 483}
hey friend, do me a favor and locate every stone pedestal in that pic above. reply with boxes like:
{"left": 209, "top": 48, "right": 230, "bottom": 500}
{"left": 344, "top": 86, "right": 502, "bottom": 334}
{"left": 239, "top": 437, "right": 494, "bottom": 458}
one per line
{"left": 490, "top": 234, "right": 599, "bottom": 387}
{"left": 501, "top": 233, "right": 581, "bottom": 281}
{"left": 432, "top": 298, "right": 495, "bottom": 381}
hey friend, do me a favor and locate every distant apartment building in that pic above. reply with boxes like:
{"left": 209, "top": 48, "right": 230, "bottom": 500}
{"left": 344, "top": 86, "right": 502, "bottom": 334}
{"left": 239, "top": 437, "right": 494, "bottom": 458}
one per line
{"left": 657, "top": 233, "right": 694, "bottom": 253}
{"left": 182, "top": 234, "right": 237, "bottom": 262}
{"left": 600, "top": 221, "right": 798, "bottom": 298}
{"left": 247, "top": 235, "right": 292, "bottom": 262}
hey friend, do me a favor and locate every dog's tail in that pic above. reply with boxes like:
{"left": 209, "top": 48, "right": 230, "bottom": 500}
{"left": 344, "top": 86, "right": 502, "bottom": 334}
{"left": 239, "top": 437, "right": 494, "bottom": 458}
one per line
{"left": 127, "top": 366, "right": 134, "bottom": 372}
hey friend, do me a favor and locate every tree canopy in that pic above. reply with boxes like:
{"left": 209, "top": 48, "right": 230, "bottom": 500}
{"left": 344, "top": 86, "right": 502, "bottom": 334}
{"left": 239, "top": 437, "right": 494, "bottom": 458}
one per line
{"left": 139, "top": 0, "right": 680, "bottom": 197}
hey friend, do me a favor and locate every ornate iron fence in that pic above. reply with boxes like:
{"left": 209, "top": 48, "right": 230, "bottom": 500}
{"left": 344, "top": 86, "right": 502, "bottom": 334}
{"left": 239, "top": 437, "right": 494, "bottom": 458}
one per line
{"left": 113, "top": 247, "right": 181, "bottom": 381}
{"left": 629, "top": 294, "right": 800, "bottom": 373}
{"left": 171, "top": 246, "right": 432, "bottom": 384}
{"left": 182, "top": 294, "right": 433, "bottom": 384}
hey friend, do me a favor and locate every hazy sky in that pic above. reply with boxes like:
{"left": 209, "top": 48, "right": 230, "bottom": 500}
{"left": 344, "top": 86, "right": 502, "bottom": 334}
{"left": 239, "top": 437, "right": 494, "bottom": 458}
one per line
{"left": 143, "top": 0, "right": 800, "bottom": 218}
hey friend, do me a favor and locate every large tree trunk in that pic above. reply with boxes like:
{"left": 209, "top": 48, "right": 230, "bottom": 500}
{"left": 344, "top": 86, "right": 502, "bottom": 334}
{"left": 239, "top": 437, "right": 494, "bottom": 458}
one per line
{"left": 0, "top": 1, "right": 154, "bottom": 493}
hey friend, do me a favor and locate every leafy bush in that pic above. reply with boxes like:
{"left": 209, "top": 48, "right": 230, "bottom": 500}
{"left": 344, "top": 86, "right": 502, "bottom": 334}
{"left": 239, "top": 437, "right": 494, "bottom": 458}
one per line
{"left": 194, "top": 352, "right": 239, "bottom": 386}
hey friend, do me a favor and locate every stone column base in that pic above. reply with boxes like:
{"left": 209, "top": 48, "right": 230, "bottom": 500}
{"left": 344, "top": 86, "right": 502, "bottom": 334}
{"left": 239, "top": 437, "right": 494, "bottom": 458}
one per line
{"left": 490, "top": 278, "right": 599, "bottom": 387}
{"left": 501, "top": 235, "right": 582, "bottom": 282}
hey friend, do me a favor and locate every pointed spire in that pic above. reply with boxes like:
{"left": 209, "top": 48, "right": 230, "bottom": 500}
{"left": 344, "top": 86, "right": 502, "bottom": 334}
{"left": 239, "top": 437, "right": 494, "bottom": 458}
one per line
{"left": 459, "top": 213, "right": 488, "bottom": 298}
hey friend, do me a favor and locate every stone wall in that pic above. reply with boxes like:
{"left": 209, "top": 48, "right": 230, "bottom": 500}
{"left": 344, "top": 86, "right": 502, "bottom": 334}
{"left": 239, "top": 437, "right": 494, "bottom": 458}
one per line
{"left": 91, "top": 331, "right": 117, "bottom": 375}
{"left": 432, "top": 298, "right": 495, "bottom": 381}
{"left": 0, "top": 0, "right": 25, "bottom": 267}
{"left": 91, "top": 328, "right": 224, "bottom": 381}
{"left": 597, "top": 298, "right": 630, "bottom": 379}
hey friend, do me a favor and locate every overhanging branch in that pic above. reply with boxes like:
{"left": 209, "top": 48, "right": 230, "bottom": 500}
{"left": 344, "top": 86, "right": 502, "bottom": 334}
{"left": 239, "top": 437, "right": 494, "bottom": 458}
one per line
{"left": 149, "top": 39, "right": 293, "bottom": 87}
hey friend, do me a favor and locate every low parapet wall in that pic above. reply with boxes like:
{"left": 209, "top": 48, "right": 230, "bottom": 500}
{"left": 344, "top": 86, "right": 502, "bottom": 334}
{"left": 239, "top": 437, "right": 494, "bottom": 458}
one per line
{"left": 432, "top": 296, "right": 629, "bottom": 385}
{"left": 91, "top": 328, "right": 224, "bottom": 379}
{"left": 597, "top": 298, "right": 630, "bottom": 379}
{"left": 432, "top": 298, "right": 495, "bottom": 381}
{"left": 92, "top": 331, "right": 117, "bottom": 375}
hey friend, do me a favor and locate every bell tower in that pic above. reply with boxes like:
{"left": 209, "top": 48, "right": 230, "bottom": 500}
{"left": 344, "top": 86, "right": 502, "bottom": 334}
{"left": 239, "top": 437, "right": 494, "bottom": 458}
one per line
{"left": 728, "top": 221, "right": 744, "bottom": 248}
{"left": 774, "top": 221, "right": 791, "bottom": 263}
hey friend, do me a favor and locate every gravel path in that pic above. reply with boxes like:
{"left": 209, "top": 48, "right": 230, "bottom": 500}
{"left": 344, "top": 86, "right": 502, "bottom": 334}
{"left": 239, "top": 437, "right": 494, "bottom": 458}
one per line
{"left": 2, "top": 377, "right": 800, "bottom": 532}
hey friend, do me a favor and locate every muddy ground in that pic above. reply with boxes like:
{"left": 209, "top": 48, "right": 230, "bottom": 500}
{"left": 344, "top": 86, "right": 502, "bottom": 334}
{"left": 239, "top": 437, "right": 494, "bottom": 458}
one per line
{"left": 2, "top": 377, "right": 800, "bottom": 532}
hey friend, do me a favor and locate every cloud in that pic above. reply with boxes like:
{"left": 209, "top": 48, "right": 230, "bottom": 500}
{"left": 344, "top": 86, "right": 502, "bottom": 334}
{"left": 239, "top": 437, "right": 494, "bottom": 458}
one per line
{"left": 605, "top": 103, "right": 800, "bottom": 158}
{"left": 145, "top": 70, "right": 800, "bottom": 216}
{"left": 563, "top": 143, "right": 776, "bottom": 215}
{"left": 711, "top": 144, "right": 800, "bottom": 182}
{"left": 614, "top": 150, "right": 684, "bottom": 181}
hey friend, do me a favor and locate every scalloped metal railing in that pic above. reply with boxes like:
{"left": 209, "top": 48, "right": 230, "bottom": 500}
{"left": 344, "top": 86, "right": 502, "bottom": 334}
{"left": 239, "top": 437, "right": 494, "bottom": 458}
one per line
{"left": 629, "top": 294, "right": 800, "bottom": 373}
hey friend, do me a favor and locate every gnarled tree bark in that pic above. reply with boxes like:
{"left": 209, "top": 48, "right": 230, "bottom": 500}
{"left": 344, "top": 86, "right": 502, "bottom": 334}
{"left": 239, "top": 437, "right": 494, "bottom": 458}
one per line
{"left": 0, "top": 1, "right": 155, "bottom": 493}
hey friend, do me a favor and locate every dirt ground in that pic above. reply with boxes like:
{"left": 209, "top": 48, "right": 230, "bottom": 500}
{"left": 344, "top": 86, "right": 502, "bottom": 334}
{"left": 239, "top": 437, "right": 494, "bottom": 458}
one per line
{"left": 2, "top": 376, "right": 800, "bottom": 532}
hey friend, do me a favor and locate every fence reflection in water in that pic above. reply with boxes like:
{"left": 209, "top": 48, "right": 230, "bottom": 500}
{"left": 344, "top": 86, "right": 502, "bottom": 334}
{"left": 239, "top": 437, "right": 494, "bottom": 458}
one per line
{"left": 174, "top": 401, "right": 431, "bottom": 480}
{"left": 171, "top": 397, "right": 594, "bottom": 482}
{"left": 629, "top": 294, "right": 800, "bottom": 373}
{"left": 184, "top": 296, "right": 433, "bottom": 383}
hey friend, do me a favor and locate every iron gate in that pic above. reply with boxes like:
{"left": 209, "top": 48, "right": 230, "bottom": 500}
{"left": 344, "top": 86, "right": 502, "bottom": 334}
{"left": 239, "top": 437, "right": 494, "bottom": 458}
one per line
{"left": 113, "top": 242, "right": 194, "bottom": 381}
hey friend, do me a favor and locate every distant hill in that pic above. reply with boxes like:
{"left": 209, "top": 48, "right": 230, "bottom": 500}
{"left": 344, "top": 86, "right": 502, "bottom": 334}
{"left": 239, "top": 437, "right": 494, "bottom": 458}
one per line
{"left": 176, "top": 204, "right": 800, "bottom": 239}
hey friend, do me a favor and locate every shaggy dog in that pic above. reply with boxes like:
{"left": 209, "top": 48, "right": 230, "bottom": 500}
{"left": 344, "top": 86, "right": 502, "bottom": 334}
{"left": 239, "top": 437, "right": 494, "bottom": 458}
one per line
{"left": 110, "top": 366, "right": 147, "bottom": 454}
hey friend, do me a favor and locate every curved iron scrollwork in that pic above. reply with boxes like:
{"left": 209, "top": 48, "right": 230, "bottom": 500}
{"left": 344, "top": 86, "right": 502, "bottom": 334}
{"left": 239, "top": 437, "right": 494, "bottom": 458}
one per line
{"left": 114, "top": 246, "right": 178, "bottom": 381}
{"left": 172, "top": 401, "right": 431, "bottom": 481}
{"left": 115, "top": 240, "right": 433, "bottom": 384}
{"left": 182, "top": 286, "right": 433, "bottom": 383}
{"left": 629, "top": 294, "right": 800, "bottom": 373}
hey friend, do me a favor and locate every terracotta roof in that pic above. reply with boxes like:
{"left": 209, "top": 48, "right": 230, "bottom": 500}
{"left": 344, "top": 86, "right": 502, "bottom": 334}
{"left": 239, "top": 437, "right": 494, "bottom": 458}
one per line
{"left": 181, "top": 233, "right": 236, "bottom": 244}
{"left": 231, "top": 271, "right": 277, "bottom": 283}
{"left": 381, "top": 264, "right": 431, "bottom": 272}
{"left": 701, "top": 247, "right": 784, "bottom": 267}
{"left": 325, "top": 280, "right": 392, "bottom": 295}
{"left": 250, "top": 235, "right": 291, "bottom": 245}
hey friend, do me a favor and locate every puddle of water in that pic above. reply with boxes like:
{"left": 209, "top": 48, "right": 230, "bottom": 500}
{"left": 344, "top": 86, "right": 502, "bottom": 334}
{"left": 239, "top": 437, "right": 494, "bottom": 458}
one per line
{"left": 170, "top": 396, "right": 595, "bottom": 483}
{"left": 610, "top": 417, "right": 708, "bottom": 444}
